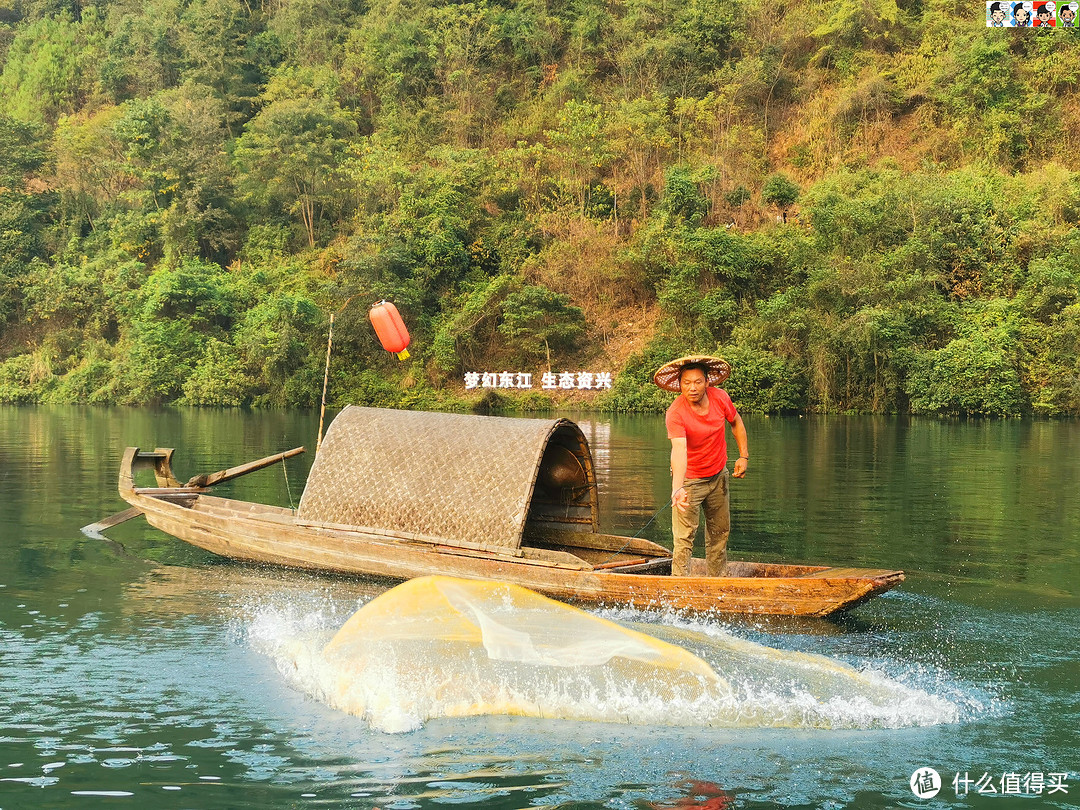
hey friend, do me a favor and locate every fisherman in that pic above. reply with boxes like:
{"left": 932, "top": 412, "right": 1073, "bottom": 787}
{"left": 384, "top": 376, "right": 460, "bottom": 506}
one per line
{"left": 653, "top": 355, "right": 749, "bottom": 577}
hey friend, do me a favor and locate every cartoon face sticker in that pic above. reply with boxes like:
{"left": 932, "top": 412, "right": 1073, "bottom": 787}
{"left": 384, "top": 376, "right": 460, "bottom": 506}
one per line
{"left": 1034, "top": 0, "right": 1056, "bottom": 23}
{"left": 1013, "top": 1, "right": 1033, "bottom": 23}
{"left": 1060, "top": 2, "right": 1077, "bottom": 23}
{"left": 988, "top": 0, "right": 1009, "bottom": 22}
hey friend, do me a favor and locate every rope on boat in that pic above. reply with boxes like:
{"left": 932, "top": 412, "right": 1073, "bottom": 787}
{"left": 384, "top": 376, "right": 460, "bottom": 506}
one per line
{"left": 631, "top": 500, "right": 671, "bottom": 540}
{"left": 592, "top": 500, "right": 672, "bottom": 569}
{"left": 282, "top": 454, "right": 296, "bottom": 513}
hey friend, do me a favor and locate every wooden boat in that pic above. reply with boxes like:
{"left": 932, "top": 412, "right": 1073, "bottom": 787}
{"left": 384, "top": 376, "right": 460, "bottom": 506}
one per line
{"left": 108, "top": 407, "right": 903, "bottom": 617}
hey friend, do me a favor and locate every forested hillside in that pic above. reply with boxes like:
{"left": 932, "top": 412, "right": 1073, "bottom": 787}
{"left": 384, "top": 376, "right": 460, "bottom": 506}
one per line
{"left": 1, "top": 0, "right": 1079, "bottom": 414}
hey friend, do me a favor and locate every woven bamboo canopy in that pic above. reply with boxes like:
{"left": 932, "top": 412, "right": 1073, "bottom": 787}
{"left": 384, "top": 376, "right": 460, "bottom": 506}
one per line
{"left": 296, "top": 406, "right": 598, "bottom": 554}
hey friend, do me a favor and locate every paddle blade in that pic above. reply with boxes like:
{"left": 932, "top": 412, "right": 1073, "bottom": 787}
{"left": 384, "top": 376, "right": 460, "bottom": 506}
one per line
{"left": 80, "top": 507, "right": 143, "bottom": 539}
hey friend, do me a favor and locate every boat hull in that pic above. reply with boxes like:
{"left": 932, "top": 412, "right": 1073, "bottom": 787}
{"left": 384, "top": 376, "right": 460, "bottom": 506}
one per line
{"left": 120, "top": 484, "right": 904, "bottom": 618}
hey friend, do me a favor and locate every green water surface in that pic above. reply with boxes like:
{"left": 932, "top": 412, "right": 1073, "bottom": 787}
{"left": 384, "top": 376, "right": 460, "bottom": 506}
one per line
{"left": 1, "top": 406, "right": 1078, "bottom": 809}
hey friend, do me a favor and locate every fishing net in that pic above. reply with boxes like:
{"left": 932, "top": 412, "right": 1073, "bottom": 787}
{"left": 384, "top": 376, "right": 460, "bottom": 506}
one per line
{"left": 252, "top": 577, "right": 962, "bottom": 733}
{"left": 319, "top": 576, "right": 729, "bottom": 731}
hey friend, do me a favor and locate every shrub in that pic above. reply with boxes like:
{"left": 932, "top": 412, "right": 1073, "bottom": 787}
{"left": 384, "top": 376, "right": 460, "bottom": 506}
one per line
{"left": 906, "top": 328, "right": 1026, "bottom": 416}
{"left": 720, "top": 344, "right": 808, "bottom": 412}
{"left": 762, "top": 173, "right": 800, "bottom": 211}
{"left": 497, "top": 284, "right": 585, "bottom": 364}
{"left": 180, "top": 339, "right": 254, "bottom": 406}
{"left": 600, "top": 335, "right": 691, "bottom": 413}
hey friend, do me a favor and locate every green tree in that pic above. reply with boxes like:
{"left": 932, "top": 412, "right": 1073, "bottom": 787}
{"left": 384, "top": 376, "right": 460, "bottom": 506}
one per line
{"left": 431, "top": 273, "right": 518, "bottom": 372}
{"left": 907, "top": 330, "right": 1026, "bottom": 417}
{"left": 0, "top": 116, "right": 48, "bottom": 188}
{"left": 810, "top": 0, "right": 899, "bottom": 49}
{"left": 933, "top": 37, "right": 1049, "bottom": 167}
{"left": 762, "top": 172, "right": 800, "bottom": 213}
{"left": 427, "top": 1, "right": 502, "bottom": 147}
{"left": 53, "top": 107, "right": 129, "bottom": 234}
{"left": 0, "top": 11, "right": 103, "bottom": 124}
{"left": 498, "top": 284, "right": 585, "bottom": 365}
{"left": 657, "top": 166, "right": 711, "bottom": 226}
{"left": 234, "top": 69, "right": 355, "bottom": 247}
{"left": 545, "top": 100, "right": 613, "bottom": 219}
{"left": 180, "top": 339, "right": 253, "bottom": 406}
{"left": 719, "top": 344, "right": 807, "bottom": 412}
{"left": 268, "top": 0, "right": 358, "bottom": 68}
{"left": 121, "top": 259, "right": 238, "bottom": 403}
{"left": 175, "top": 0, "right": 259, "bottom": 134}
{"left": 341, "top": 0, "right": 437, "bottom": 117}
{"left": 100, "top": 86, "right": 236, "bottom": 259}
{"left": 606, "top": 93, "right": 674, "bottom": 220}
{"left": 0, "top": 116, "right": 51, "bottom": 322}
{"left": 233, "top": 290, "right": 322, "bottom": 405}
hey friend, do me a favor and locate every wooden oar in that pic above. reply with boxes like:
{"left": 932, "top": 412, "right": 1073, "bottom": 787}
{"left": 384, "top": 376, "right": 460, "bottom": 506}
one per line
{"left": 185, "top": 446, "right": 305, "bottom": 488}
{"left": 81, "top": 506, "right": 144, "bottom": 538}
{"left": 82, "top": 447, "right": 304, "bottom": 538}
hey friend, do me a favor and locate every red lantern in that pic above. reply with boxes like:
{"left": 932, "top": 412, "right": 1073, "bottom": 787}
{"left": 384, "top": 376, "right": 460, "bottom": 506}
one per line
{"left": 369, "top": 300, "right": 411, "bottom": 360}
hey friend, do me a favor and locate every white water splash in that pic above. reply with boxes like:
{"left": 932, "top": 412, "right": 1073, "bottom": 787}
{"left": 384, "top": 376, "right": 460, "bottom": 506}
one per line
{"left": 242, "top": 578, "right": 967, "bottom": 734}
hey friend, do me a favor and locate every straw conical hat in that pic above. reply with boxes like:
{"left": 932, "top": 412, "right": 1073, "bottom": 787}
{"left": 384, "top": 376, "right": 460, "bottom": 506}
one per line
{"left": 652, "top": 355, "right": 731, "bottom": 392}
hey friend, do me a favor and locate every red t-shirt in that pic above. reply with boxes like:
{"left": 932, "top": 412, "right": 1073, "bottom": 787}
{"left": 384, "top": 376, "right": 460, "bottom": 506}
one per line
{"left": 665, "top": 387, "right": 739, "bottom": 479}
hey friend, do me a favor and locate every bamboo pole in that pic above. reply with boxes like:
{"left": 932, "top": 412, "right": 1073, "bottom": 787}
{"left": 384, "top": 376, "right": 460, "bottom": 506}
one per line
{"left": 317, "top": 295, "right": 361, "bottom": 454}
{"left": 316, "top": 312, "right": 335, "bottom": 455}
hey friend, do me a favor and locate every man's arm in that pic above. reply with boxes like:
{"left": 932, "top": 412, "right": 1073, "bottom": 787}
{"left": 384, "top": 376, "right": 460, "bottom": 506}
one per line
{"left": 670, "top": 437, "right": 690, "bottom": 510}
{"left": 731, "top": 413, "right": 749, "bottom": 478}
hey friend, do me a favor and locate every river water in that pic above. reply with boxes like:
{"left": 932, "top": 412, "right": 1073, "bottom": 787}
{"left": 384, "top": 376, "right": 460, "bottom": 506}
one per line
{"left": 1, "top": 406, "right": 1077, "bottom": 809}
